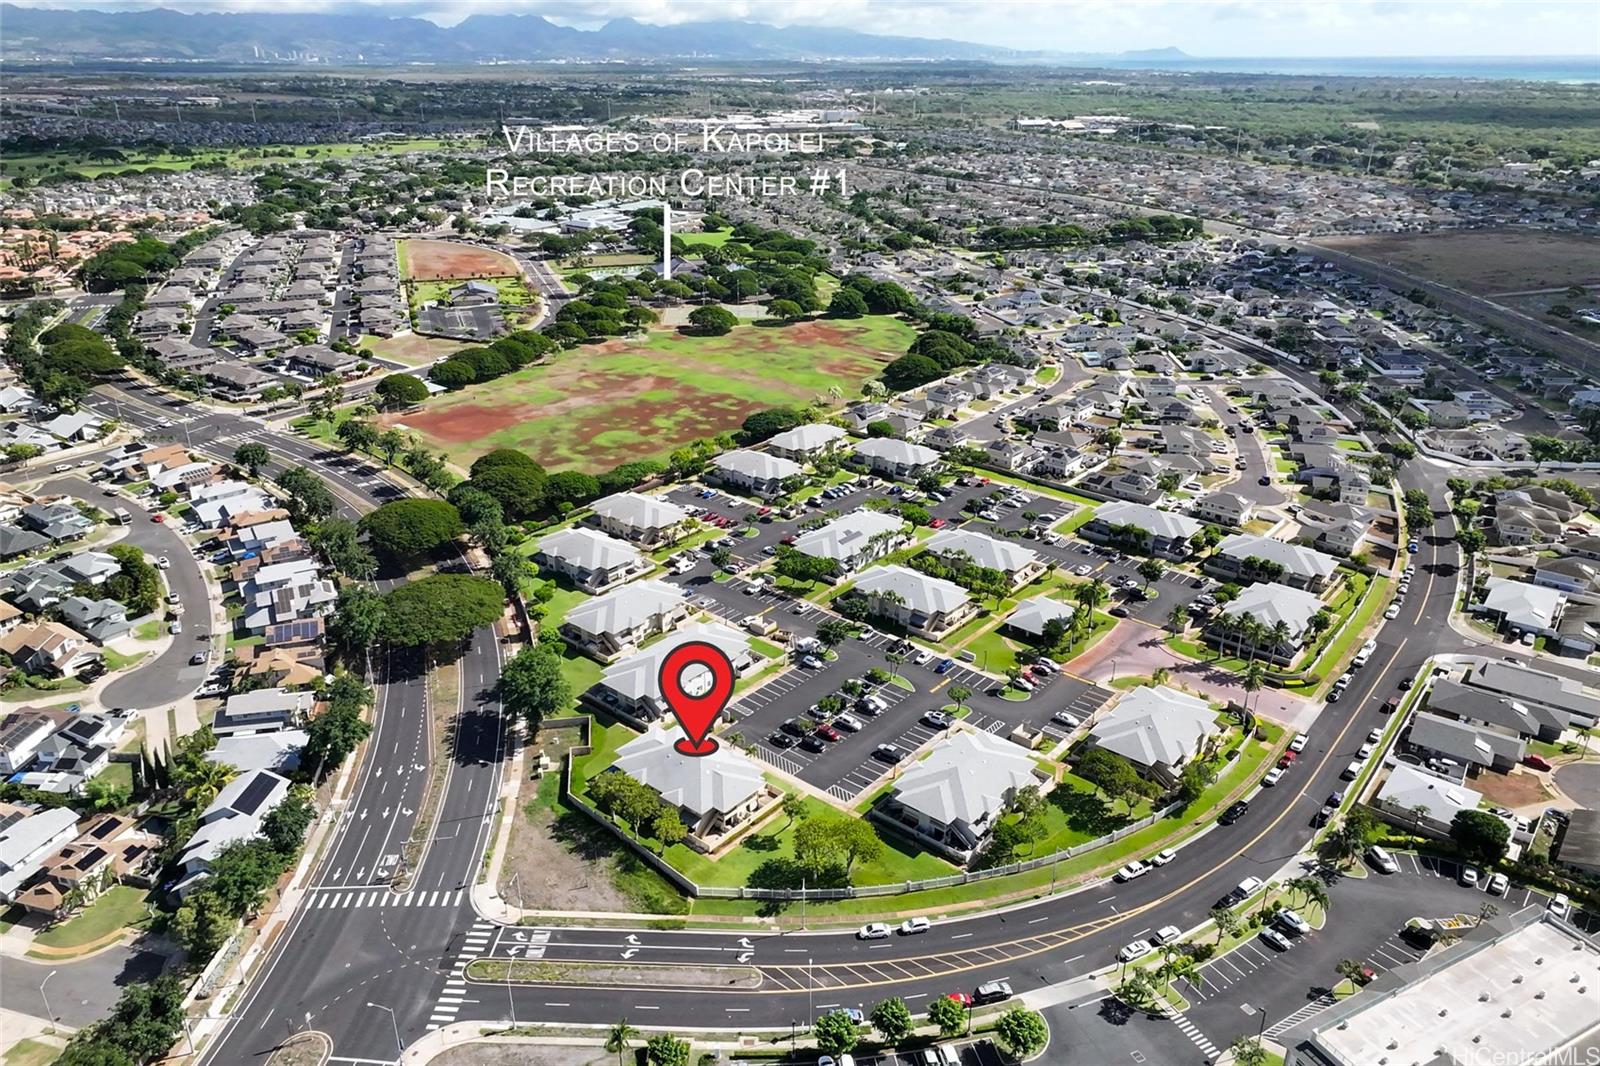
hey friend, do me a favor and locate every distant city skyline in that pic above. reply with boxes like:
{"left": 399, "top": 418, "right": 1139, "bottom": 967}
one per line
{"left": 8, "top": 0, "right": 1600, "bottom": 59}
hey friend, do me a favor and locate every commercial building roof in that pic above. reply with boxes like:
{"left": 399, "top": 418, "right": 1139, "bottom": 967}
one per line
{"left": 926, "top": 528, "right": 1040, "bottom": 575}
{"left": 767, "top": 423, "right": 847, "bottom": 452}
{"left": 536, "top": 527, "right": 645, "bottom": 572}
{"left": 854, "top": 564, "right": 969, "bottom": 616}
{"left": 711, "top": 449, "right": 803, "bottom": 482}
{"left": 1214, "top": 533, "right": 1339, "bottom": 583}
{"left": 1090, "top": 685, "right": 1218, "bottom": 769}
{"left": 611, "top": 728, "right": 765, "bottom": 818}
{"left": 589, "top": 492, "right": 688, "bottom": 530}
{"left": 563, "top": 579, "right": 684, "bottom": 638}
{"left": 1093, "top": 500, "right": 1202, "bottom": 541}
{"left": 892, "top": 730, "right": 1040, "bottom": 827}
{"left": 791, "top": 509, "right": 905, "bottom": 563}
{"left": 1219, "top": 581, "right": 1324, "bottom": 641}
{"left": 853, "top": 437, "right": 940, "bottom": 467}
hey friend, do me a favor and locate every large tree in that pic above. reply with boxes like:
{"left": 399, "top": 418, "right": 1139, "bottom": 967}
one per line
{"left": 686, "top": 305, "right": 737, "bottom": 336}
{"left": 375, "top": 373, "right": 429, "bottom": 408}
{"left": 1450, "top": 809, "right": 1511, "bottom": 864}
{"left": 499, "top": 643, "right": 572, "bottom": 730}
{"left": 469, "top": 448, "right": 547, "bottom": 518}
{"left": 276, "top": 466, "right": 337, "bottom": 524}
{"left": 994, "top": 1006, "right": 1048, "bottom": 1058}
{"left": 358, "top": 498, "right": 463, "bottom": 561}
{"left": 380, "top": 574, "right": 503, "bottom": 648}
{"left": 869, "top": 998, "right": 914, "bottom": 1044}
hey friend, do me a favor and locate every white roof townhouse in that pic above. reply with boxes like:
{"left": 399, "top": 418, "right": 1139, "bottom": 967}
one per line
{"left": 791, "top": 510, "right": 908, "bottom": 573}
{"left": 925, "top": 528, "right": 1045, "bottom": 589}
{"left": 534, "top": 528, "right": 649, "bottom": 595}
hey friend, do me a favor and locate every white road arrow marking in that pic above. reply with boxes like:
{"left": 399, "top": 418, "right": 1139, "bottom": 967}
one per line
{"left": 402, "top": 807, "right": 413, "bottom": 816}
{"left": 620, "top": 949, "right": 638, "bottom": 960}
{"left": 625, "top": 934, "right": 641, "bottom": 945}
{"left": 737, "top": 937, "right": 753, "bottom": 948}
{"left": 381, "top": 807, "right": 391, "bottom": 819}
{"left": 736, "top": 953, "right": 753, "bottom": 963}
{"left": 512, "top": 932, "right": 527, "bottom": 942}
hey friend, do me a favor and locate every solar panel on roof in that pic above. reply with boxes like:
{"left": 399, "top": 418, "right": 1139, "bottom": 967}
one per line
{"left": 76, "top": 846, "right": 107, "bottom": 870}
{"left": 233, "top": 774, "right": 277, "bottom": 816}
{"left": 0, "top": 811, "right": 24, "bottom": 834}
{"left": 89, "top": 819, "right": 118, "bottom": 839}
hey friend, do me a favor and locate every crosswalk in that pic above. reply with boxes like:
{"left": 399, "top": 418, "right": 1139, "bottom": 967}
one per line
{"left": 306, "top": 887, "right": 465, "bottom": 910}
{"left": 1158, "top": 1004, "right": 1220, "bottom": 1060}
{"left": 1264, "top": 993, "right": 1336, "bottom": 1039}
{"left": 428, "top": 919, "right": 495, "bottom": 1030}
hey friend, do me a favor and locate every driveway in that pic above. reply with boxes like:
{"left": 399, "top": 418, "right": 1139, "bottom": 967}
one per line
{"left": 39, "top": 477, "right": 214, "bottom": 711}
{"left": 1069, "top": 619, "right": 1317, "bottom": 730}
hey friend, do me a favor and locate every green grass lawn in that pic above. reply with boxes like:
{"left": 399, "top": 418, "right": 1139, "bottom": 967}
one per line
{"left": 102, "top": 648, "right": 146, "bottom": 673}
{"left": 964, "top": 625, "right": 1028, "bottom": 675}
{"left": 98, "top": 760, "right": 134, "bottom": 795}
{"left": 678, "top": 229, "right": 734, "bottom": 250}
{"left": 133, "top": 620, "right": 162, "bottom": 641}
{"left": 4, "top": 1038, "right": 61, "bottom": 1066}
{"left": 392, "top": 315, "right": 916, "bottom": 472}
{"left": 0, "top": 137, "right": 457, "bottom": 187}
{"left": 30, "top": 885, "right": 152, "bottom": 951}
{"left": 407, "top": 275, "right": 533, "bottom": 313}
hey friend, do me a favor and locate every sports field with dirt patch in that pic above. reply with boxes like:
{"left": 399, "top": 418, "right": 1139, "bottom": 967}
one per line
{"left": 399, "top": 239, "right": 520, "bottom": 281}
{"left": 381, "top": 316, "right": 915, "bottom": 472}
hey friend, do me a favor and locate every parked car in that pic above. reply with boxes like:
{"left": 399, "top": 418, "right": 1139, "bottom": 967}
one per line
{"left": 922, "top": 710, "right": 953, "bottom": 729}
{"left": 857, "top": 923, "right": 891, "bottom": 940}
{"left": 1523, "top": 754, "right": 1554, "bottom": 771}
{"left": 799, "top": 735, "right": 826, "bottom": 753}
{"left": 1549, "top": 892, "right": 1571, "bottom": 919}
{"left": 768, "top": 732, "right": 796, "bottom": 749}
{"left": 1277, "top": 908, "right": 1312, "bottom": 935}
{"left": 1290, "top": 733, "right": 1309, "bottom": 752}
{"left": 900, "top": 917, "right": 931, "bottom": 935}
{"left": 1117, "top": 939, "right": 1154, "bottom": 962}
{"left": 1153, "top": 925, "right": 1182, "bottom": 945}
{"left": 1114, "top": 861, "right": 1150, "bottom": 883}
{"left": 873, "top": 744, "right": 903, "bottom": 764}
{"left": 1219, "top": 800, "right": 1250, "bottom": 825}
{"left": 1262, "top": 767, "right": 1286, "bottom": 787}
{"left": 1150, "top": 849, "right": 1176, "bottom": 867}
{"left": 1259, "top": 927, "right": 1293, "bottom": 952}
{"left": 1366, "top": 845, "right": 1399, "bottom": 874}
{"left": 1486, "top": 872, "right": 1509, "bottom": 896}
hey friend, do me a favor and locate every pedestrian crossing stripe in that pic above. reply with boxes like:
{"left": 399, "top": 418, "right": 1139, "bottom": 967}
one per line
{"left": 307, "top": 888, "right": 465, "bottom": 909}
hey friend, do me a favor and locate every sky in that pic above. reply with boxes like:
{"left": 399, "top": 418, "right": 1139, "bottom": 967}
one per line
{"left": 8, "top": 0, "right": 1600, "bottom": 58}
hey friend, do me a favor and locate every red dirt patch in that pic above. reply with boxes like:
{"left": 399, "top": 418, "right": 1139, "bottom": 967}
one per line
{"left": 395, "top": 402, "right": 524, "bottom": 444}
{"left": 403, "top": 239, "right": 519, "bottom": 281}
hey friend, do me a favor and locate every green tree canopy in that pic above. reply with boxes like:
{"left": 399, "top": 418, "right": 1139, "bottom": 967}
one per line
{"left": 380, "top": 574, "right": 504, "bottom": 648}
{"left": 358, "top": 498, "right": 463, "bottom": 561}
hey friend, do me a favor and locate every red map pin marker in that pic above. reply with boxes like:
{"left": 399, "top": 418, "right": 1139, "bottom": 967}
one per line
{"left": 658, "top": 641, "right": 736, "bottom": 757}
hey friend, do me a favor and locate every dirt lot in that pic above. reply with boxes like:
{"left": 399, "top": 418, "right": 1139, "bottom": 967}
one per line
{"left": 1319, "top": 230, "right": 1600, "bottom": 295}
{"left": 401, "top": 238, "right": 520, "bottom": 282}
{"left": 383, "top": 316, "right": 912, "bottom": 471}
{"left": 498, "top": 729, "right": 635, "bottom": 913}
{"left": 363, "top": 331, "right": 467, "bottom": 367}
{"left": 1470, "top": 767, "right": 1555, "bottom": 811}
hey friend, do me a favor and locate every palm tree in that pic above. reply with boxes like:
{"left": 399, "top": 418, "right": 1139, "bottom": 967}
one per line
{"left": 1167, "top": 602, "right": 1188, "bottom": 638}
{"left": 180, "top": 760, "right": 236, "bottom": 808}
{"left": 1077, "top": 577, "right": 1109, "bottom": 616}
{"left": 1152, "top": 666, "right": 1170, "bottom": 687}
{"left": 605, "top": 1019, "right": 639, "bottom": 1064}
{"left": 1268, "top": 619, "right": 1291, "bottom": 662}
{"left": 1241, "top": 659, "right": 1266, "bottom": 729}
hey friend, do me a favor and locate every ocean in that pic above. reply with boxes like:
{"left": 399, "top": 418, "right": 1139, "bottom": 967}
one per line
{"left": 1086, "top": 55, "right": 1600, "bottom": 83}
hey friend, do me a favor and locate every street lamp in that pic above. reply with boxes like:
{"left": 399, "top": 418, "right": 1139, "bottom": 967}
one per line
{"left": 366, "top": 1002, "right": 402, "bottom": 1057}
{"left": 39, "top": 970, "right": 57, "bottom": 1032}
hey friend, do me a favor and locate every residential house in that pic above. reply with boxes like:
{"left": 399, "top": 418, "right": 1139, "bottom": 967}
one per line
{"left": 1472, "top": 578, "right": 1566, "bottom": 638}
{"left": 206, "top": 730, "right": 309, "bottom": 776}
{"left": 708, "top": 450, "right": 803, "bottom": 500}
{"left": 608, "top": 728, "right": 777, "bottom": 851}
{"left": 14, "top": 814, "right": 159, "bottom": 918}
{"left": 214, "top": 688, "right": 316, "bottom": 738}
{"left": 1425, "top": 677, "right": 1568, "bottom": 744}
{"left": 1208, "top": 534, "right": 1339, "bottom": 592}
{"left": 560, "top": 580, "right": 689, "bottom": 663}
{"left": 925, "top": 529, "right": 1045, "bottom": 590}
{"left": 57, "top": 597, "right": 132, "bottom": 644}
{"left": 0, "top": 805, "right": 80, "bottom": 903}
{"left": 879, "top": 729, "right": 1044, "bottom": 861}
{"left": 1532, "top": 557, "right": 1600, "bottom": 597}
{"left": 851, "top": 565, "right": 975, "bottom": 640}
{"left": 1460, "top": 659, "right": 1600, "bottom": 732}
{"left": 1078, "top": 470, "right": 1164, "bottom": 505}
{"left": 587, "top": 492, "right": 689, "bottom": 548}
{"left": 1372, "top": 763, "right": 1482, "bottom": 838}
{"left": 851, "top": 438, "right": 941, "bottom": 481}
{"left": 1296, "top": 500, "right": 1375, "bottom": 557}
{"left": 0, "top": 712, "right": 56, "bottom": 774}
{"left": 791, "top": 510, "right": 908, "bottom": 574}
{"left": 533, "top": 528, "right": 649, "bottom": 595}
{"left": 19, "top": 501, "right": 93, "bottom": 543}
{"left": 1406, "top": 712, "right": 1525, "bottom": 775}
{"left": 1192, "top": 491, "right": 1254, "bottom": 528}
{"left": 1087, "top": 685, "right": 1220, "bottom": 788}
{"left": 1080, "top": 501, "right": 1200, "bottom": 560}
{"left": 173, "top": 770, "right": 290, "bottom": 898}
{"left": 0, "top": 621, "right": 100, "bottom": 678}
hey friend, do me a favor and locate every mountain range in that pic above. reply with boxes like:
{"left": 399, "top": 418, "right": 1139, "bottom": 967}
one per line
{"left": 0, "top": 4, "right": 1186, "bottom": 65}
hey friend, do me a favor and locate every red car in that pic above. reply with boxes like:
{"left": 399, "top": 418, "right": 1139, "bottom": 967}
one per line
{"left": 928, "top": 518, "right": 947, "bottom": 529}
{"left": 946, "top": 992, "right": 972, "bottom": 1006}
{"left": 1278, "top": 752, "right": 1296, "bottom": 768}
{"left": 780, "top": 534, "right": 797, "bottom": 545}
{"left": 151, "top": 513, "right": 165, "bottom": 523}
{"left": 1523, "top": 754, "right": 1554, "bottom": 772}
{"left": 757, "top": 506, "right": 772, "bottom": 517}
{"left": 814, "top": 724, "right": 841, "bottom": 742}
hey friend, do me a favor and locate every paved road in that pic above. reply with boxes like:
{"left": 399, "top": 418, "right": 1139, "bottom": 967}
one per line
{"left": 3, "top": 944, "right": 171, "bottom": 1030}
{"left": 36, "top": 475, "right": 215, "bottom": 711}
